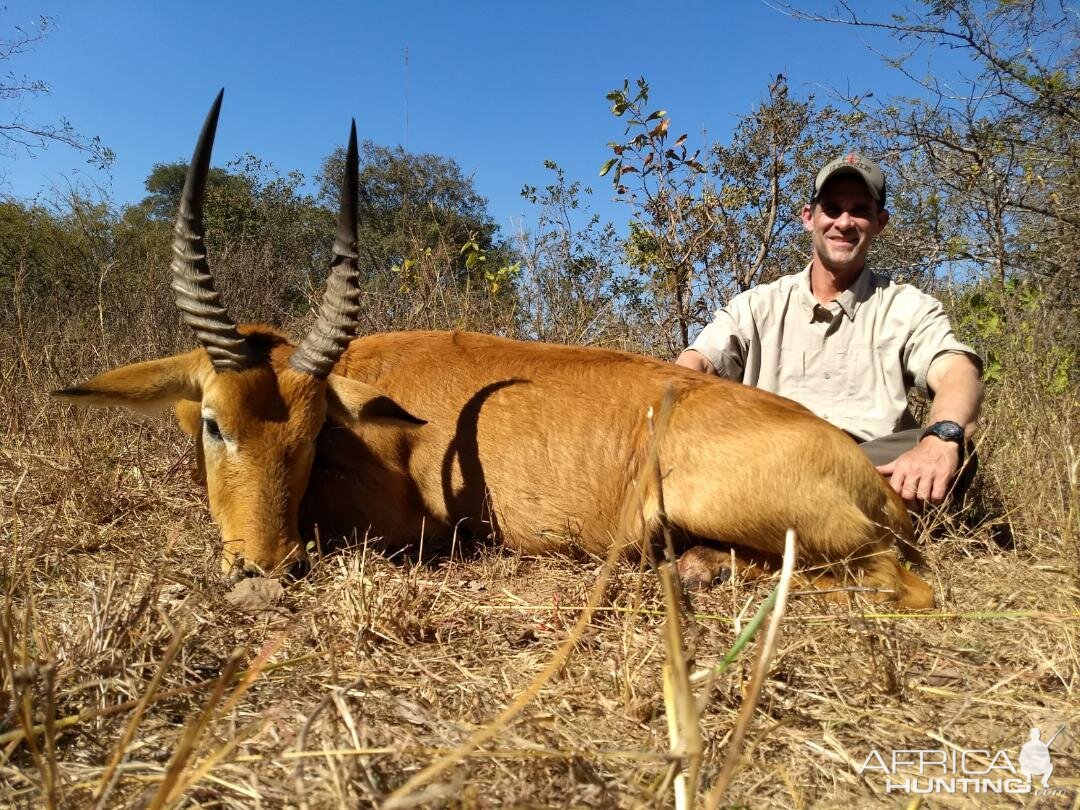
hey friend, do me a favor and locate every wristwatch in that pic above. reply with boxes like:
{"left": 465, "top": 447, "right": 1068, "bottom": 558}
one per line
{"left": 920, "top": 420, "right": 966, "bottom": 452}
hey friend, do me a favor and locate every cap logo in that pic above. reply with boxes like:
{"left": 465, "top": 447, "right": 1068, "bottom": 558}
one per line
{"left": 813, "top": 153, "right": 885, "bottom": 205}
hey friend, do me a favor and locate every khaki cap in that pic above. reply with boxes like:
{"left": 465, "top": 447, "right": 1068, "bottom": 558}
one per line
{"left": 813, "top": 153, "right": 887, "bottom": 205}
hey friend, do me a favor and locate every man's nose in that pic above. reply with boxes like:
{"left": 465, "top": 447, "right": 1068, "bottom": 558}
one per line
{"left": 834, "top": 211, "right": 854, "bottom": 229}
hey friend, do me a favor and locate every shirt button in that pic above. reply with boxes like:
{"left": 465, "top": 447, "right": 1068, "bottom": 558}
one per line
{"left": 824, "top": 372, "right": 831, "bottom": 379}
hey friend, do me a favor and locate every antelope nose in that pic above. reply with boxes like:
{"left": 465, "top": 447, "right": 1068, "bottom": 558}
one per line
{"left": 220, "top": 546, "right": 269, "bottom": 577}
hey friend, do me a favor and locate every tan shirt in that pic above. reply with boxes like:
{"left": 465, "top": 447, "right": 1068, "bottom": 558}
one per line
{"left": 689, "top": 266, "right": 981, "bottom": 441}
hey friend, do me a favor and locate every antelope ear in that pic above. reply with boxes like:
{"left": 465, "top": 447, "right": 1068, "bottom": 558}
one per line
{"left": 325, "top": 374, "right": 427, "bottom": 426}
{"left": 174, "top": 398, "right": 203, "bottom": 438}
{"left": 173, "top": 399, "right": 207, "bottom": 484}
{"left": 52, "top": 349, "right": 208, "bottom": 416}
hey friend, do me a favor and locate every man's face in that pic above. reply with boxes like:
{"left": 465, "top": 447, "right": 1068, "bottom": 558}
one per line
{"left": 801, "top": 175, "right": 889, "bottom": 276}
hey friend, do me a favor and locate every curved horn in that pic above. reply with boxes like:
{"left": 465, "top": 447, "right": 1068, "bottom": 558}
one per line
{"left": 289, "top": 121, "right": 361, "bottom": 378}
{"left": 170, "top": 89, "right": 252, "bottom": 372}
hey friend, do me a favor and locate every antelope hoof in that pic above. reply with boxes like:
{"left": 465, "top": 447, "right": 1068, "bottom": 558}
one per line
{"left": 677, "top": 546, "right": 733, "bottom": 591}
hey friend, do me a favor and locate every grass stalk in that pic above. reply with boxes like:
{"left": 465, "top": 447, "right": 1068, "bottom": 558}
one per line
{"left": 145, "top": 650, "right": 244, "bottom": 810}
{"left": 0, "top": 652, "right": 320, "bottom": 751}
{"left": 382, "top": 538, "right": 623, "bottom": 809}
{"left": 705, "top": 528, "right": 797, "bottom": 808}
{"left": 91, "top": 624, "right": 188, "bottom": 808}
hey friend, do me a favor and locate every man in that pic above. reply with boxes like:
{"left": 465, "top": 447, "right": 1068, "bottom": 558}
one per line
{"left": 676, "top": 153, "right": 984, "bottom": 507}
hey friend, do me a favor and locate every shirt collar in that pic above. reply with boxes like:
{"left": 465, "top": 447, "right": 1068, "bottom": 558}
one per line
{"left": 799, "top": 263, "right": 874, "bottom": 322}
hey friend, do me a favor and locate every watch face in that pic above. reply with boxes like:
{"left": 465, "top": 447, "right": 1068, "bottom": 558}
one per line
{"left": 932, "top": 421, "right": 965, "bottom": 442}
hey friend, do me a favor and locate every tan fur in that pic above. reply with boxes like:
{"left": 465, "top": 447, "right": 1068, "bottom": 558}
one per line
{"left": 57, "top": 326, "right": 933, "bottom": 608}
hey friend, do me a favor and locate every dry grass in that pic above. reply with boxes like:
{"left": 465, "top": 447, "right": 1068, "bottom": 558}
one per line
{"left": 2, "top": 281, "right": 1078, "bottom": 806}
{"left": 2, "top": 378, "right": 1077, "bottom": 808}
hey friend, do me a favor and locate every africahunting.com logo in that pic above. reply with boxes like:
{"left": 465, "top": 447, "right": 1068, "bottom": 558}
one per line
{"left": 858, "top": 725, "right": 1070, "bottom": 797}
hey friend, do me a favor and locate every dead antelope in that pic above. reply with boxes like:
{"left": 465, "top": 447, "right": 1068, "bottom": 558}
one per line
{"left": 55, "top": 93, "right": 934, "bottom": 609}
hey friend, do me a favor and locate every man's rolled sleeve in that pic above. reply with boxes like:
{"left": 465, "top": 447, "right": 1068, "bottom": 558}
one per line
{"left": 903, "top": 297, "right": 982, "bottom": 396}
{"left": 689, "top": 307, "right": 749, "bottom": 380}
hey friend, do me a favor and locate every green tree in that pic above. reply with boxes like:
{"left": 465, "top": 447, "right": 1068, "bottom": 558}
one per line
{"left": 318, "top": 140, "right": 509, "bottom": 288}
{"left": 134, "top": 161, "right": 253, "bottom": 223}
{"left": 706, "top": 76, "right": 841, "bottom": 298}
{"left": 517, "top": 161, "right": 635, "bottom": 345}
{"left": 781, "top": 0, "right": 1079, "bottom": 298}
{"left": 602, "top": 76, "right": 843, "bottom": 351}
{"left": 602, "top": 77, "right": 711, "bottom": 354}
{"left": 125, "top": 155, "right": 333, "bottom": 327}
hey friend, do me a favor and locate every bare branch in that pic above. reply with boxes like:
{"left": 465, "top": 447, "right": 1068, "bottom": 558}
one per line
{"left": 0, "top": 12, "right": 113, "bottom": 171}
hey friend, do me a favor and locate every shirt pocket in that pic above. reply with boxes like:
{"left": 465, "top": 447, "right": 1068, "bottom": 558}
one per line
{"left": 769, "top": 344, "right": 806, "bottom": 402}
{"left": 843, "top": 342, "right": 904, "bottom": 425}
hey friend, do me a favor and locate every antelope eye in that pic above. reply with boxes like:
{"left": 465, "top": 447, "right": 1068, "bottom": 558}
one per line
{"left": 203, "top": 417, "right": 223, "bottom": 441}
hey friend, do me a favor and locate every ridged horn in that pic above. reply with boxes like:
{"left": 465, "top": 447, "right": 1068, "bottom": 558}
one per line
{"left": 170, "top": 89, "right": 253, "bottom": 372}
{"left": 289, "top": 121, "right": 360, "bottom": 378}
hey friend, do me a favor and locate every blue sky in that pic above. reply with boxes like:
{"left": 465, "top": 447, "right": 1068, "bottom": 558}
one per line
{"left": 2, "top": 1, "right": 955, "bottom": 232}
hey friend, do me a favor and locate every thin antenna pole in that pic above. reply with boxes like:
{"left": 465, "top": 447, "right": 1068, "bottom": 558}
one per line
{"left": 403, "top": 44, "right": 411, "bottom": 217}
{"left": 403, "top": 45, "right": 410, "bottom": 152}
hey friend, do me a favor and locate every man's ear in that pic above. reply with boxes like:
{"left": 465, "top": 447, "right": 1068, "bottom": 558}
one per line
{"left": 876, "top": 208, "right": 890, "bottom": 231}
{"left": 800, "top": 203, "right": 814, "bottom": 231}
{"left": 52, "top": 349, "right": 207, "bottom": 415}
{"left": 326, "top": 374, "right": 427, "bottom": 426}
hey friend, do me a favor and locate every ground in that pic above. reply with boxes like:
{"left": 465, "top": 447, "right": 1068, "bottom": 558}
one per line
{"left": 1, "top": 405, "right": 1077, "bottom": 808}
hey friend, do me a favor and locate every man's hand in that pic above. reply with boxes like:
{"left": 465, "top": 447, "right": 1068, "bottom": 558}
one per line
{"left": 674, "top": 349, "right": 717, "bottom": 375}
{"left": 880, "top": 352, "right": 982, "bottom": 507}
{"left": 876, "top": 436, "right": 961, "bottom": 507}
